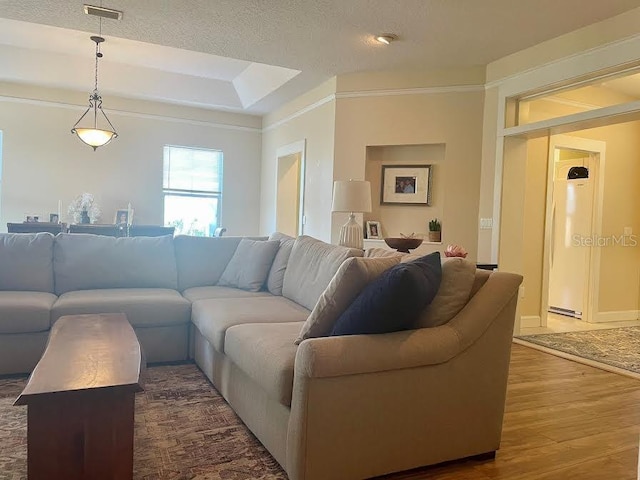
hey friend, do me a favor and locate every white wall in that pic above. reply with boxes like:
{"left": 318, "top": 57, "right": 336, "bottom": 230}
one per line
{"left": 0, "top": 82, "right": 262, "bottom": 235}
{"left": 261, "top": 79, "right": 337, "bottom": 241}
{"left": 333, "top": 90, "right": 485, "bottom": 260}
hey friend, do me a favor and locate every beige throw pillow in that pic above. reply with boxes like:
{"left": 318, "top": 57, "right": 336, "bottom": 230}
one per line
{"left": 416, "top": 257, "right": 476, "bottom": 328}
{"left": 295, "top": 256, "right": 401, "bottom": 344}
{"left": 218, "top": 239, "right": 280, "bottom": 292}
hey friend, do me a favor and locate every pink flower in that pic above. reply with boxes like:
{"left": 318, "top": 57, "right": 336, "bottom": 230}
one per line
{"left": 444, "top": 245, "right": 468, "bottom": 258}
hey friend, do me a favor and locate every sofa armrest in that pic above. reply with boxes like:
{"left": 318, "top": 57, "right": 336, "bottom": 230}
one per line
{"left": 294, "top": 325, "right": 460, "bottom": 379}
{"left": 294, "top": 270, "right": 523, "bottom": 379}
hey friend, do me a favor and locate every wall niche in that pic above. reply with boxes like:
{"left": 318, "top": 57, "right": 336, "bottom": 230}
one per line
{"left": 365, "top": 143, "right": 445, "bottom": 239}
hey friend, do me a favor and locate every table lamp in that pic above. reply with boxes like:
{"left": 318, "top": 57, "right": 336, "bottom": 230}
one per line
{"left": 332, "top": 180, "right": 372, "bottom": 249}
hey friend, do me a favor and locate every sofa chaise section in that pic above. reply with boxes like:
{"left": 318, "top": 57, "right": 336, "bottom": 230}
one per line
{"left": 209, "top": 260, "right": 521, "bottom": 480}
{"left": 284, "top": 270, "right": 522, "bottom": 480}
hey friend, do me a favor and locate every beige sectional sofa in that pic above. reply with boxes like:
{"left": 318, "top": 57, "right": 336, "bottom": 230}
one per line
{"left": 0, "top": 231, "right": 523, "bottom": 480}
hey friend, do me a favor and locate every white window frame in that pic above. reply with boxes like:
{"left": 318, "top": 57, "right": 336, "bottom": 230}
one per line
{"left": 162, "top": 145, "right": 223, "bottom": 235}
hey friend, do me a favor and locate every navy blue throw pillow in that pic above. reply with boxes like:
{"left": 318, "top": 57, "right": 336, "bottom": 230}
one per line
{"left": 330, "top": 252, "right": 442, "bottom": 336}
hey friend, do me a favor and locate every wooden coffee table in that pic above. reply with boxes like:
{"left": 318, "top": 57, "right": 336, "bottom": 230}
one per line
{"left": 15, "top": 313, "right": 143, "bottom": 480}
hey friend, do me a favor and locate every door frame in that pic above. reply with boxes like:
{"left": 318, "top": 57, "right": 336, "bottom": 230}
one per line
{"left": 275, "top": 140, "right": 306, "bottom": 236}
{"left": 540, "top": 134, "right": 606, "bottom": 325}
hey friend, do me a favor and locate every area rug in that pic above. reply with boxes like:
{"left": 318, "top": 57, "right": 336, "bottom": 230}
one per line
{"left": 516, "top": 326, "right": 640, "bottom": 377}
{"left": 0, "top": 364, "right": 287, "bottom": 480}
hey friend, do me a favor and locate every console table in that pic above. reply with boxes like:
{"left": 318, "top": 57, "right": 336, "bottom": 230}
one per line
{"left": 15, "top": 314, "right": 143, "bottom": 480}
{"left": 7, "top": 222, "right": 174, "bottom": 237}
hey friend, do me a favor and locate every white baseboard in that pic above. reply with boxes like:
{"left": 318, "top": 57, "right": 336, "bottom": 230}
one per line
{"left": 520, "top": 315, "right": 542, "bottom": 328}
{"left": 594, "top": 310, "right": 640, "bottom": 323}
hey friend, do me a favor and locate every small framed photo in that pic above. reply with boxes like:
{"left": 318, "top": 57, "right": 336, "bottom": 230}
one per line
{"left": 381, "top": 165, "right": 433, "bottom": 205}
{"left": 366, "top": 221, "right": 382, "bottom": 239}
{"left": 25, "top": 215, "right": 39, "bottom": 223}
{"left": 49, "top": 213, "right": 59, "bottom": 224}
{"left": 114, "top": 209, "right": 133, "bottom": 225}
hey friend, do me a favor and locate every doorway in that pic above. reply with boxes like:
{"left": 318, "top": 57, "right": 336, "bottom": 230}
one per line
{"left": 541, "top": 135, "right": 605, "bottom": 326}
{"left": 275, "top": 140, "right": 306, "bottom": 237}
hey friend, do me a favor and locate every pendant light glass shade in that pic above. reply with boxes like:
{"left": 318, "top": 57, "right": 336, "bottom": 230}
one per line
{"left": 73, "top": 127, "right": 117, "bottom": 149}
{"left": 71, "top": 36, "right": 118, "bottom": 150}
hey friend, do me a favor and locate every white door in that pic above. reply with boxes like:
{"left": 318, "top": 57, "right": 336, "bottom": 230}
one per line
{"left": 548, "top": 157, "right": 594, "bottom": 318}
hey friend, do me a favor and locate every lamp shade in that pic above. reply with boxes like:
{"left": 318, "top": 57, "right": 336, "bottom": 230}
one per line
{"left": 332, "top": 180, "right": 372, "bottom": 213}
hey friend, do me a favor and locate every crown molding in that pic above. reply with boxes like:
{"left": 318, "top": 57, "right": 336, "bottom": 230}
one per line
{"left": 262, "top": 84, "right": 484, "bottom": 132}
{"left": 335, "top": 84, "right": 484, "bottom": 98}
{"left": 541, "top": 96, "right": 602, "bottom": 110}
{"left": 484, "top": 31, "right": 640, "bottom": 90}
{"left": 262, "top": 94, "right": 336, "bottom": 132}
{"left": 0, "top": 95, "right": 262, "bottom": 132}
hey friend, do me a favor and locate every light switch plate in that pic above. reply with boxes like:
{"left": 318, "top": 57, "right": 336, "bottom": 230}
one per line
{"left": 480, "top": 218, "right": 493, "bottom": 230}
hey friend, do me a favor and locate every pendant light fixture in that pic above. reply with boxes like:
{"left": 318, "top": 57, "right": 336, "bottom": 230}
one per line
{"left": 71, "top": 35, "right": 118, "bottom": 150}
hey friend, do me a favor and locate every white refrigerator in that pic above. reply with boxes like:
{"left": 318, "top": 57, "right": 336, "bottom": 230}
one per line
{"left": 548, "top": 159, "right": 593, "bottom": 319}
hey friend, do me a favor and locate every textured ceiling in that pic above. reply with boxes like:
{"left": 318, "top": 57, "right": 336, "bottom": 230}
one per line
{"left": 1, "top": 0, "right": 640, "bottom": 114}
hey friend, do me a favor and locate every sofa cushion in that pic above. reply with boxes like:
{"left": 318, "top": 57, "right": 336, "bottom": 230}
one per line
{"left": 296, "top": 256, "right": 401, "bottom": 344}
{"left": 54, "top": 234, "right": 178, "bottom": 294}
{"left": 51, "top": 288, "right": 191, "bottom": 328}
{"left": 174, "top": 236, "right": 267, "bottom": 291}
{"left": 0, "top": 291, "right": 57, "bottom": 334}
{"left": 0, "top": 233, "right": 54, "bottom": 293}
{"left": 218, "top": 239, "right": 280, "bottom": 292}
{"left": 191, "top": 296, "right": 310, "bottom": 352}
{"left": 267, "top": 232, "right": 295, "bottom": 296}
{"left": 470, "top": 269, "right": 492, "bottom": 298}
{"left": 364, "top": 247, "right": 405, "bottom": 259}
{"left": 417, "top": 258, "right": 477, "bottom": 328}
{"left": 282, "top": 236, "right": 363, "bottom": 311}
{"left": 331, "top": 252, "right": 442, "bottom": 336}
{"left": 182, "top": 286, "right": 272, "bottom": 302}
{"left": 225, "top": 322, "right": 302, "bottom": 407}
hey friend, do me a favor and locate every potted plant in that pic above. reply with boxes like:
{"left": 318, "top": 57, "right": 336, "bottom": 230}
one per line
{"left": 428, "top": 218, "right": 441, "bottom": 242}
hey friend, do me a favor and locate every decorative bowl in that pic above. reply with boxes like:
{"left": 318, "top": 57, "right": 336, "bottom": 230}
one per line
{"left": 384, "top": 237, "right": 423, "bottom": 253}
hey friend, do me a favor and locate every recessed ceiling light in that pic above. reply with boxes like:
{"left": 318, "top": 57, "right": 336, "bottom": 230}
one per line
{"left": 375, "top": 34, "right": 398, "bottom": 45}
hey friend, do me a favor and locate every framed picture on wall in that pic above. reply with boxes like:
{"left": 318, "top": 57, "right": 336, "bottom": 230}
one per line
{"left": 381, "top": 165, "right": 432, "bottom": 205}
{"left": 366, "top": 221, "right": 382, "bottom": 239}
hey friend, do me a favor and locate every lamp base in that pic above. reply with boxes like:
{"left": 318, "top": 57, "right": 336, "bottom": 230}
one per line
{"left": 338, "top": 213, "right": 364, "bottom": 250}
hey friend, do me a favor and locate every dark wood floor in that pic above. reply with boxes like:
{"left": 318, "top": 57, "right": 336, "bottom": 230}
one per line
{"left": 383, "top": 343, "right": 640, "bottom": 479}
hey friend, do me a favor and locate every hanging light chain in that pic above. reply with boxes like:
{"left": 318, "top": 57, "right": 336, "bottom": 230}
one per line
{"left": 94, "top": 40, "right": 99, "bottom": 92}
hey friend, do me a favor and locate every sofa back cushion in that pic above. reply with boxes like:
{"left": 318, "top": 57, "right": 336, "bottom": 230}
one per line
{"left": 266, "top": 232, "right": 295, "bottom": 295}
{"left": 0, "top": 233, "right": 55, "bottom": 293}
{"left": 282, "top": 236, "right": 363, "bottom": 311}
{"left": 54, "top": 234, "right": 178, "bottom": 294}
{"left": 218, "top": 239, "right": 280, "bottom": 292}
{"left": 174, "top": 236, "right": 242, "bottom": 291}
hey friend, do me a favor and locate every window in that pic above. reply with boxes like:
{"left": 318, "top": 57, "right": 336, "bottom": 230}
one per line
{"left": 506, "top": 67, "right": 640, "bottom": 128}
{"left": 163, "top": 145, "right": 223, "bottom": 236}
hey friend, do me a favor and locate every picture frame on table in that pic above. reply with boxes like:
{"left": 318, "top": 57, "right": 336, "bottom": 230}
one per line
{"left": 381, "top": 164, "right": 433, "bottom": 205}
{"left": 366, "top": 221, "right": 382, "bottom": 239}
{"left": 114, "top": 209, "right": 134, "bottom": 225}
{"left": 49, "top": 213, "right": 59, "bottom": 224}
